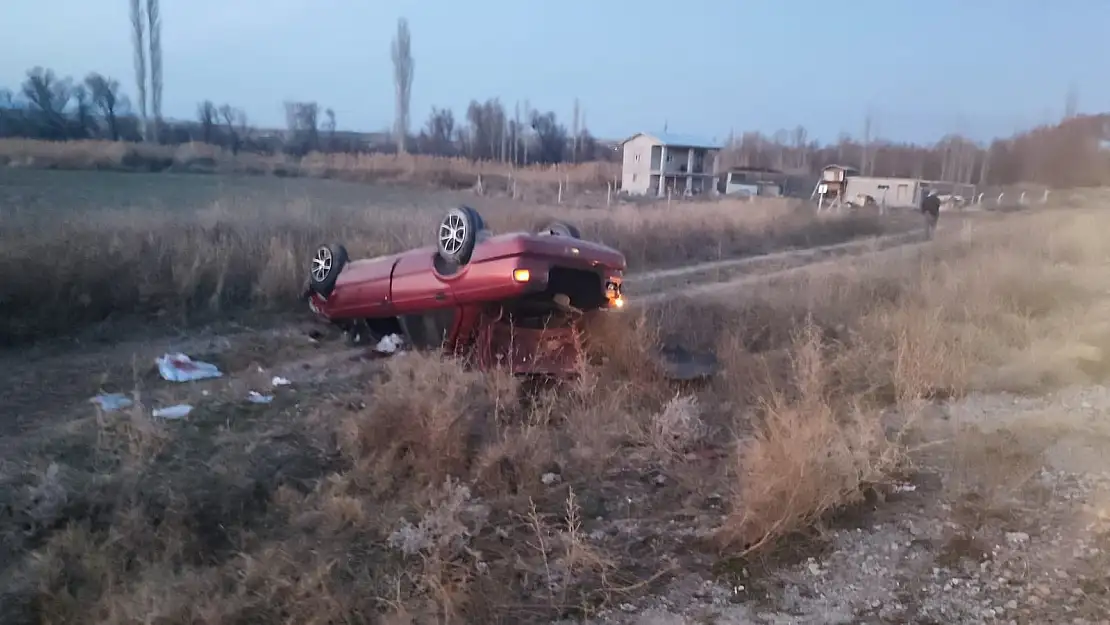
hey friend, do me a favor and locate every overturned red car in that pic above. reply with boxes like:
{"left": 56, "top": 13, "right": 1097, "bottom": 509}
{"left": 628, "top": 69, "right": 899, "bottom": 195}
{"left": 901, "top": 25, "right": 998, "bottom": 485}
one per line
{"left": 302, "top": 206, "right": 626, "bottom": 374}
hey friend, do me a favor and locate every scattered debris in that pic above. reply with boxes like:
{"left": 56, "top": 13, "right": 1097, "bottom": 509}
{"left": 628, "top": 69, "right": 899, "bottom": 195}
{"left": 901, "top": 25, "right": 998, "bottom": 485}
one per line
{"left": 247, "top": 391, "right": 274, "bottom": 404}
{"left": 271, "top": 376, "right": 292, "bottom": 387}
{"left": 89, "top": 393, "right": 133, "bottom": 412}
{"left": 541, "top": 472, "right": 562, "bottom": 485}
{"left": 152, "top": 404, "right": 192, "bottom": 420}
{"left": 155, "top": 353, "right": 222, "bottom": 382}
{"left": 375, "top": 333, "right": 404, "bottom": 354}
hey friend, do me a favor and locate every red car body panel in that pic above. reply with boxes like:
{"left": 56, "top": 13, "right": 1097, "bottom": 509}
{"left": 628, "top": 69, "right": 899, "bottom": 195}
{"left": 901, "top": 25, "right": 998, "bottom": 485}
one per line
{"left": 307, "top": 231, "right": 626, "bottom": 375}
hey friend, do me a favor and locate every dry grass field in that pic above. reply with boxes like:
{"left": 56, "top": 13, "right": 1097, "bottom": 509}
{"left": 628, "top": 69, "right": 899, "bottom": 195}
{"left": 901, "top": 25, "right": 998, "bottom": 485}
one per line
{"left": 3, "top": 162, "right": 1109, "bottom": 623}
{"left": 0, "top": 167, "right": 906, "bottom": 346}
{"left": 0, "top": 138, "right": 619, "bottom": 191}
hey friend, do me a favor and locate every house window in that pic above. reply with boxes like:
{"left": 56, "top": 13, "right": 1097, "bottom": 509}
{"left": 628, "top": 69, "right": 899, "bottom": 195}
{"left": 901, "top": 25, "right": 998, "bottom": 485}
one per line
{"left": 666, "top": 154, "right": 673, "bottom": 162}
{"left": 634, "top": 154, "right": 640, "bottom": 162}
{"left": 632, "top": 174, "right": 638, "bottom": 182}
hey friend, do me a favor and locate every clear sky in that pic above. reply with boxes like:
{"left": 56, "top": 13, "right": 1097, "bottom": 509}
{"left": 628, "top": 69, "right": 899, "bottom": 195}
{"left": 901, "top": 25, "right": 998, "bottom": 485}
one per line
{"left": 2, "top": 0, "right": 1107, "bottom": 145}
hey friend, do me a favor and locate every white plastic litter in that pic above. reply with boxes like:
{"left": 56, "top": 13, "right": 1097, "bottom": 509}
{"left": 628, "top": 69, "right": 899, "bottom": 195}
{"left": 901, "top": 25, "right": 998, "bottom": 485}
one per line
{"left": 247, "top": 391, "right": 274, "bottom": 404}
{"left": 271, "top": 376, "right": 292, "bottom": 387}
{"left": 375, "top": 333, "right": 404, "bottom": 354}
{"left": 152, "top": 404, "right": 193, "bottom": 419}
{"left": 90, "top": 393, "right": 133, "bottom": 412}
{"left": 155, "top": 353, "right": 223, "bottom": 383}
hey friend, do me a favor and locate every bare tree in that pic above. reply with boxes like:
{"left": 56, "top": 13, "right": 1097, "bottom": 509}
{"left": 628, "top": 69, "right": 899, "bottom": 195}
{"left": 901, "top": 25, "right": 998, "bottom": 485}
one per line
{"left": 0, "top": 88, "right": 12, "bottom": 136}
{"left": 21, "top": 67, "right": 73, "bottom": 138}
{"left": 772, "top": 129, "right": 788, "bottom": 171}
{"left": 391, "top": 18, "right": 414, "bottom": 155}
{"left": 85, "top": 73, "right": 123, "bottom": 140}
{"left": 197, "top": 100, "right": 217, "bottom": 143}
{"left": 521, "top": 99, "right": 532, "bottom": 165}
{"left": 860, "top": 110, "right": 874, "bottom": 175}
{"left": 323, "top": 108, "right": 336, "bottom": 151}
{"left": 465, "top": 99, "right": 508, "bottom": 161}
{"left": 978, "top": 143, "right": 992, "bottom": 186}
{"left": 420, "top": 107, "right": 454, "bottom": 155}
{"left": 512, "top": 101, "right": 521, "bottom": 164}
{"left": 1064, "top": 82, "right": 1079, "bottom": 120}
{"left": 571, "top": 98, "right": 580, "bottom": 163}
{"left": 530, "top": 110, "right": 567, "bottom": 164}
{"left": 72, "top": 84, "right": 93, "bottom": 137}
{"left": 218, "top": 104, "right": 245, "bottom": 153}
{"left": 284, "top": 101, "right": 320, "bottom": 156}
{"left": 146, "top": 0, "right": 163, "bottom": 141}
{"left": 129, "top": 0, "right": 148, "bottom": 141}
{"left": 791, "top": 126, "right": 808, "bottom": 170}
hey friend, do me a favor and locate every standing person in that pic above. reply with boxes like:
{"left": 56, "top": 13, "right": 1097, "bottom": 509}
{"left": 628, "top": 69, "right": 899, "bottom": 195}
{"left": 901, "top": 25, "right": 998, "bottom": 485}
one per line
{"left": 920, "top": 189, "right": 941, "bottom": 240}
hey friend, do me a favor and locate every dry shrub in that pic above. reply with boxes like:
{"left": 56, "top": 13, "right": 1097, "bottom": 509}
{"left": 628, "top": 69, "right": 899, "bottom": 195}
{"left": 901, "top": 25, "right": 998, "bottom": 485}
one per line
{"left": 385, "top": 476, "right": 490, "bottom": 622}
{"left": 706, "top": 203, "right": 1110, "bottom": 557}
{"left": 338, "top": 352, "right": 519, "bottom": 495}
{"left": 647, "top": 394, "right": 707, "bottom": 458}
{"left": 521, "top": 488, "right": 616, "bottom": 611}
{"left": 715, "top": 321, "right": 901, "bottom": 553}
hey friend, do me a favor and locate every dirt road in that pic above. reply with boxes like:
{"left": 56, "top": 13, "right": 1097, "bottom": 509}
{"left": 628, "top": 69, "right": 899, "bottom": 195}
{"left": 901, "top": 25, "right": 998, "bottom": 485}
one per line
{"left": 0, "top": 224, "right": 940, "bottom": 442}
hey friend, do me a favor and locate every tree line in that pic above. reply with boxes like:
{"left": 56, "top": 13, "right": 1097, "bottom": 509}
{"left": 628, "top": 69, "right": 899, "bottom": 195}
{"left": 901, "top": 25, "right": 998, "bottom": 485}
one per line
{"left": 0, "top": 66, "right": 608, "bottom": 166}
{"left": 719, "top": 111, "right": 1110, "bottom": 189}
{"left": 1, "top": 4, "right": 1107, "bottom": 185}
{"left": 1, "top": 60, "right": 1107, "bottom": 187}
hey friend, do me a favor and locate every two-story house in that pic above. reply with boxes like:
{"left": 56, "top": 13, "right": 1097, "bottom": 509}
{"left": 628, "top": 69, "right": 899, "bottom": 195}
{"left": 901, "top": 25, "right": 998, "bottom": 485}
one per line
{"left": 620, "top": 132, "right": 721, "bottom": 197}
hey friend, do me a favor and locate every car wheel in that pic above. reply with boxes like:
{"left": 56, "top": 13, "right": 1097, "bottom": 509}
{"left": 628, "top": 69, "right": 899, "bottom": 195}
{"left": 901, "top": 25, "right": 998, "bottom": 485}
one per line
{"left": 437, "top": 206, "right": 484, "bottom": 265}
{"left": 537, "top": 220, "right": 582, "bottom": 239}
{"left": 308, "top": 243, "right": 348, "bottom": 297}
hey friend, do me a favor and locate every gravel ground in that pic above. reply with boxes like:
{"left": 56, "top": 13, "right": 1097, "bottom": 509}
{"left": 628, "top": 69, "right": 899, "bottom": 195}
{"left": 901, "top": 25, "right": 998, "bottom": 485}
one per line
{"left": 564, "top": 387, "right": 1110, "bottom": 625}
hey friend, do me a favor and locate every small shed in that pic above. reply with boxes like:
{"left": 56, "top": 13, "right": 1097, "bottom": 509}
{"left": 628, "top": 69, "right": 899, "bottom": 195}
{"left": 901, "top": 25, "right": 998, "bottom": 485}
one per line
{"left": 811, "top": 164, "right": 859, "bottom": 201}
{"left": 843, "top": 176, "right": 925, "bottom": 208}
{"left": 719, "top": 166, "right": 787, "bottom": 197}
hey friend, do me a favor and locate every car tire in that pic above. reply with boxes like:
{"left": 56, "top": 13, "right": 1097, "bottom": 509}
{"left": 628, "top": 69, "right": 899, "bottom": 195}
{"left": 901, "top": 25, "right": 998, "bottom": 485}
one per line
{"left": 437, "top": 206, "right": 484, "bottom": 266}
{"left": 308, "top": 242, "right": 348, "bottom": 297}
{"left": 537, "top": 220, "right": 582, "bottom": 239}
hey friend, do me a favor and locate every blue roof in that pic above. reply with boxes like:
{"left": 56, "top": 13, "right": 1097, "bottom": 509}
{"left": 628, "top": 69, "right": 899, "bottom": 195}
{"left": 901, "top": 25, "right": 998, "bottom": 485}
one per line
{"left": 621, "top": 131, "right": 722, "bottom": 149}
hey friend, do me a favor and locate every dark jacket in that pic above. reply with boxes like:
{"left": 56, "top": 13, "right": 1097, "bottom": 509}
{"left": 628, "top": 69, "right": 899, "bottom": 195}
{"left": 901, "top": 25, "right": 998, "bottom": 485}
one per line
{"left": 921, "top": 194, "right": 941, "bottom": 215}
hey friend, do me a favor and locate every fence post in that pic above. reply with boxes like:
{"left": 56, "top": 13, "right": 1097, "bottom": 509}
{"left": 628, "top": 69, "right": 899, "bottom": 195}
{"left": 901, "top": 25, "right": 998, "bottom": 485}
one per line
{"left": 976, "top": 192, "right": 984, "bottom": 204}
{"left": 606, "top": 182, "right": 612, "bottom": 206}
{"left": 1042, "top": 189, "right": 1050, "bottom": 204}
{"left": 1019, "top": 191, "right": 1026, "bottom": 204}
{"left": 997, "top": 192, "right": 1004, "bottom": 205}
{"left": 558, "top": 181, "right": 563, "bottom": 204}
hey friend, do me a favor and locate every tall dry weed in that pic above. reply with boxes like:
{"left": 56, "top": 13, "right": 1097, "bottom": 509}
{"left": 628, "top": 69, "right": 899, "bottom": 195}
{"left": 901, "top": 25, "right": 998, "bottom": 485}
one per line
{"left": 337, "top": 352, "right": 519, "bottom": 495}
{"left": 0, "top": 181, "right": 894, "bottom": 345}
{"left": 715, "top": 321, "right": 900, "bottom": 553}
